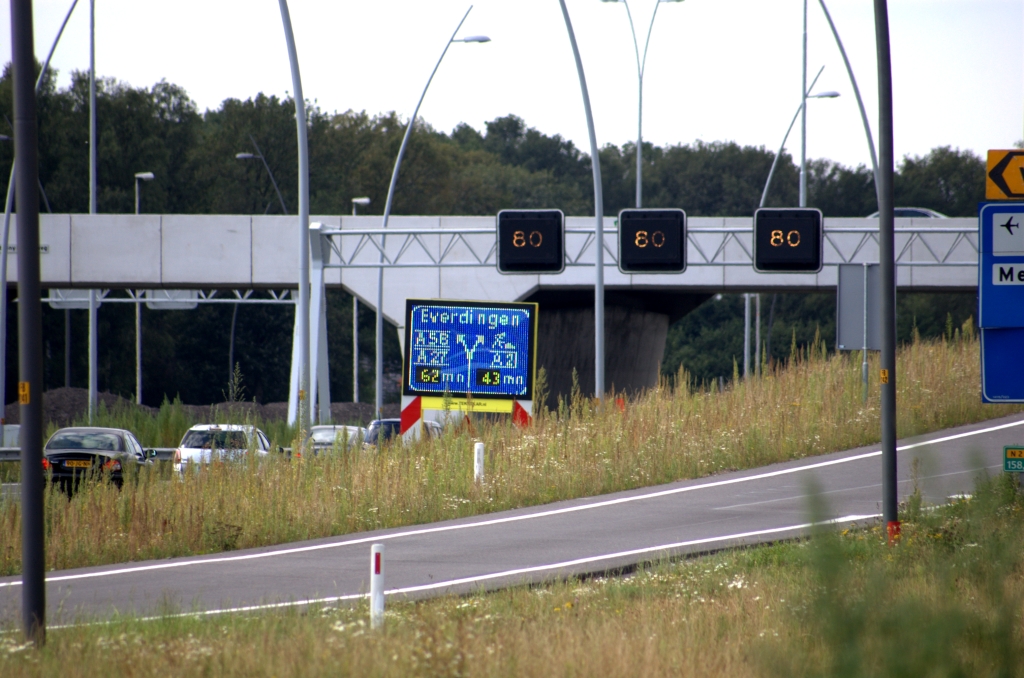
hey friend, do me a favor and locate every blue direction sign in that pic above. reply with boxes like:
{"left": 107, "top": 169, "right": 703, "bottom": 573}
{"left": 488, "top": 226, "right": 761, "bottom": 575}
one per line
{"left": 402, "top": 299, "right": 538, "bottom": 400}
{"left": 979, "top": 202, "right": 1024, "bottom": 403}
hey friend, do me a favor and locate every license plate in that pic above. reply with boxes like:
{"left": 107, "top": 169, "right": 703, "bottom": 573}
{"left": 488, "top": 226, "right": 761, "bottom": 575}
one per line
{"left": 64, "top": 460, "right": 91, "bottom": 469}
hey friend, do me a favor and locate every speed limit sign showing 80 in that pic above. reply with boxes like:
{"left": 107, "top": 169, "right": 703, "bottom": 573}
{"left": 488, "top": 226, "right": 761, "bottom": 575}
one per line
{"left": 496, "top": 209, "right": 565, "bottom": 274}
{"left": 617, "top": 208, "right": 687, "bottom": 274}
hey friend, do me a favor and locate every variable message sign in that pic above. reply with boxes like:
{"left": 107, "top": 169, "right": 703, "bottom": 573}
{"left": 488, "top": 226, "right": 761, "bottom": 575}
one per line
{"left": 753, "top": 208, "right": 823, "bottom": 273}
{"left": 496, "top": 209, "right": 565, "bottom": 274}
{"left": 617, "top": 208, "right": 687, "bottom": 273}
{"left": 402, "top": 299, "right": 538, "bottom": 401}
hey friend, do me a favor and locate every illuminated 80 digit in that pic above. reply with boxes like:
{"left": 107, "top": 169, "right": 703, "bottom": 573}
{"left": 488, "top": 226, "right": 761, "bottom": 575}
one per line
{"left": 512, "top": 230, "right": 544, "bottom": 248}
{"left": 634, "top": 230, "right": 665, "bottom": 248}
{"left": 770, "top": 229, "right": 802, "bottom": 247}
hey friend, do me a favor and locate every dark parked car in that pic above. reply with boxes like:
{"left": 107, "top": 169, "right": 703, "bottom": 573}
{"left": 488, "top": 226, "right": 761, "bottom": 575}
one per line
{"left": 43, "top": 427, "right": 152, "bottom": 491}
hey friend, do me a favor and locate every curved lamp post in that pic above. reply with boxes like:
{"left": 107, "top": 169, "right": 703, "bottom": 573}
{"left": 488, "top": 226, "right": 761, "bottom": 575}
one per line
{"left": 1, "top": 0, "right": 79, "bottom": 435}
{"left": 235, "top": 134, "right": 289, "bottom": 215}
{"left": 759, "top": 66, "right": 836, "bottom": 209}
{"left": 277, "top": 0, "right": 311, "bottom": 433}
{"left": 133, "top": 171, "right": 154, "bottom": 405}
{"left": 559, "top": 0, "right": 606, "bottom": 399}
{"left": 374, "top": 5, "right": 489, "bottom": 418}
{"left": 601, "top": 0, "right": 683, "bottom": 208}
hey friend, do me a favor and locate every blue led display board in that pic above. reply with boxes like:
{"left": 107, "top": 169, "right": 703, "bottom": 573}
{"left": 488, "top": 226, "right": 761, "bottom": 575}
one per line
{"left": 402, "top": 299, "right": 538, "bottom": 400}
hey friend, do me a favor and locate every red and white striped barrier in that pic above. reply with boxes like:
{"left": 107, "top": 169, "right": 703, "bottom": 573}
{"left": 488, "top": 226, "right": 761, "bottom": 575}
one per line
{"left": 400, "top": 395, "right": 533, "bottom": 441}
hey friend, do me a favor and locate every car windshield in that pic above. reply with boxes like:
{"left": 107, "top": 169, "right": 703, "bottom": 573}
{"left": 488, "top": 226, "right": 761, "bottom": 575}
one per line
{"left": 310, "top": 428, "right": 356, "bottom": 444}
{"left": 364, "top": 421, "right": 400, "bottom": 445}
{"left": 180, "top": 430, "right": 249, "bottom": 449}
{"left": 46, "top": 431, "right": 122, "bottom": 451}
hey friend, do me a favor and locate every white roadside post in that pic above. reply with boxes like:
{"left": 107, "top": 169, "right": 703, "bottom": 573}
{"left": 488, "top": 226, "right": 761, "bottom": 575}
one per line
{"left": 474, "top": 441, "right": 485, "bottom": 482}
{"left": 370, "top": 543, "right": 385, "bottom": 629}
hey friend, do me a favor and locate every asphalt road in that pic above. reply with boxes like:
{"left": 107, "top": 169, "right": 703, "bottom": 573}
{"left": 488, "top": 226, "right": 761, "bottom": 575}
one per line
{"left": 2, "top": 413, "right": 1022, "bottom": 626}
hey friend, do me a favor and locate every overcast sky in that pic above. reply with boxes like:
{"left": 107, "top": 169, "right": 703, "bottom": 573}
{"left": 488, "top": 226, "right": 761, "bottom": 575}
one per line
{"left": 3, "top": 0, "right": 1022, "bottom": 170}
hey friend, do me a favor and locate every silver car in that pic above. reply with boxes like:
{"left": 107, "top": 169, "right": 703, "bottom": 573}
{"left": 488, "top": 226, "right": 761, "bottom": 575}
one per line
{"left": 307, "top": 425, "right": 366, "bottom": 454}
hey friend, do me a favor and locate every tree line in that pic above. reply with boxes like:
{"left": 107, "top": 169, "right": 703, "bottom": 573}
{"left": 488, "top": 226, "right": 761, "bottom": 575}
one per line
{"left": 0, "top": 65, "right": 986, "bottom": 407}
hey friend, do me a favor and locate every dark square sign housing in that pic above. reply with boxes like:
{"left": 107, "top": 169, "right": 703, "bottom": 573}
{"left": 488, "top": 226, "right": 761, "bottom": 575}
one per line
{"left": 753, "top": 208, "right": 823, "bottom": 273}
{"left": 617, "top": 208, "right": 687, "bottom": 273}
{"left": 496, "top": 209, "right": 565, "bottom": 274}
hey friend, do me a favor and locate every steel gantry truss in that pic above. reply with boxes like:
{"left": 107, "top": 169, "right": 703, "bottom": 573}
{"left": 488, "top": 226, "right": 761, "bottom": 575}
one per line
{"left": 318, "top": 223, "right": 978, "bottom": 269}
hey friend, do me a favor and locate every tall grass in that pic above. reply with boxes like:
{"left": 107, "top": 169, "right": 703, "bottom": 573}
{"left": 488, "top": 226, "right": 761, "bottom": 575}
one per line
{"left": 0, "top": 328, "right": 1019, "bottom": 576}
{"left": 2, "top": 474, "right": 1020, "bottom": 676}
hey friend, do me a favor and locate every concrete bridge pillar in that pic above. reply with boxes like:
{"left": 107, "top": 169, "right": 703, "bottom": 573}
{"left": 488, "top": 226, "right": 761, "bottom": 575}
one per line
{"left": 526, "top": 290, "right": 710, "bottom": 408}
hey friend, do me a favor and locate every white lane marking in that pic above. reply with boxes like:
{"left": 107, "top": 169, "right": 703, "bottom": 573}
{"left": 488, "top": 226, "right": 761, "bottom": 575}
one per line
{"left": 132, "top": 513, "right": 880, "bottom": 621}
{"left": 2, "top": 417, "right": 1020, "bottom": 589}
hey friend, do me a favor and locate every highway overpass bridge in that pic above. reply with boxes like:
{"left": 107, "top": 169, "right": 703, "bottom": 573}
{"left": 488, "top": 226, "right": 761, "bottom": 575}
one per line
{"left": 6, "top": 214, "right": 978, "bottom": 410}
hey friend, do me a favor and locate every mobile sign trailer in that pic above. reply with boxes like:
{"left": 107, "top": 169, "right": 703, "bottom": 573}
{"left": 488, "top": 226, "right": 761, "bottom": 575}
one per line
{"left": 399, "top": 299, "right": 539, "bottom": 440}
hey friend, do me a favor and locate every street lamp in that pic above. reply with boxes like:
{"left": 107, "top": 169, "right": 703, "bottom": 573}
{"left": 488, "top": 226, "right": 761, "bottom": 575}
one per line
{"left": 759, "top": 66, "right": 837, "bottom": 209}
{"left": 133, "top": 171, "right": 154, "bottom": 405}
{"left": 601, "top": 0, "right": 683, "bottom": 208}
{"left": 235, "top": 134, "right": 289, "bottom": 215}
{"left": 351, "top": 197, "right": 371, "bottom": 216}
{"left": 374, "top": 6, "right": 489, "bottom": 418}
{"left": 134, "top": 171, "right": 154, "bottom": 215}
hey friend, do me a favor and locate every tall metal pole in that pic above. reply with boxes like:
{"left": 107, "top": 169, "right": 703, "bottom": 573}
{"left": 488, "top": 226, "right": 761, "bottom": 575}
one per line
{"left": 88, "top": 288, "right": 96, "bottom": 423}
{"left": 11, "top": 0, "right": 46, "bottom": 643}
{"left": 616, "top": 0, "right": 668, "bottom": 209}
{"left": 558, "top": 0, "right": 605, "bottom": 399}
{"left": 759, "top": 66, "right": 824, "bottom": 208}
{"left": 755, "top": 293, "right": 761, "bottom": 377}
{"left": 1, "top": 0, "right": 80, "bottom": 427}
{"left": 352, "top": 296, "right": 359, "bottom": 403}
{"left": 136, "top": 293, "right": 142, "bottom": 404}
{"left": 278, "top": 0, "right": 311, "bottom": 434}
{"left": 799, "top": 0, "right": 808, "bottom": 207}
{"left": 817, "top": 0, "right": 880, "bottom": 206}
{"left": 862, "top": 262, "right": 869, "bottom": 402}
{"left": 65, "top": 309, "right": 71, "bottom": 387}
{"left": 89, "top": 0, "right": 96, "bottom": 215}
{"left": 873, "top": 0, "right": 899, "bottom": 541}
{"left": 743, "top": 293, "right": 750, "bottom": 378}
{"left": 375, "top": 6, "right": 476, "bottom": 418}
{"left": 87, "top": 0, "right": 98, "bottom": 419}
{"left": 352, "top": 198, "right": 360, "bottom": 404}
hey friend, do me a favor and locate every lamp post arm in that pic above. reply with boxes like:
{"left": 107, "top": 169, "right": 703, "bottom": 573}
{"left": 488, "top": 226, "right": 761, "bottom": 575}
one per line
{"left": 380, "top": 5, "right": 471, "bottom": 232}
{"left": 760, "top": 66, "right": 824, "bottom": 208}
{"left": 248, "top": 134, "right": 289, "bottom": 214}
{"left": 622, "top": 1, "right": 642, "bottom": 81}
{"left": 640, "top": 0, "right": 661, "bottom": 79}
{"left": 817, "top": 0, "right": 880, "bottom": 207}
